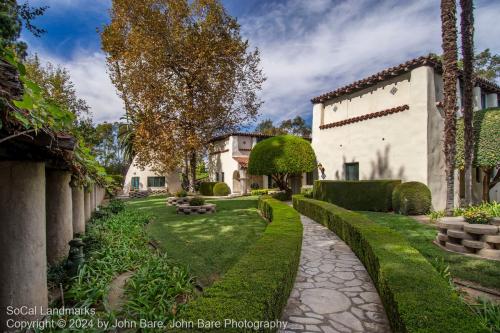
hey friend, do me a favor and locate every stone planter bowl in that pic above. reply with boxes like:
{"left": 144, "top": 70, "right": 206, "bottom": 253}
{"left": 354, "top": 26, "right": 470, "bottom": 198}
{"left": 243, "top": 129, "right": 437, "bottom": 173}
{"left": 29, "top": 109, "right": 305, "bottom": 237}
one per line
{"left": 176, "top": 203, "right": 216, "bottom": 215}
{"left": 435, "top": 216, "right": 500, "bottom": 260}
{"left": 166, "top": 196, "right": 192, "bottom": 206}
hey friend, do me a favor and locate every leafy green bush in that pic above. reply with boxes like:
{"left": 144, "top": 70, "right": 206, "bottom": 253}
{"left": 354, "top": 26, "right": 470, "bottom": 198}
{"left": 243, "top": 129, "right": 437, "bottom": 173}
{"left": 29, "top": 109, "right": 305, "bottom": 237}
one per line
{"left": 251, "top": 189, "right": 270, "bottom": 196}
{"left": 271, "top": 191, "right": 291, "bottom": 201}
{"left": 176, "top": 189, "right": 188, "bottom": 197}
{"left": 293, "top": 195, "right": 487, "bottom": 333}
{"left": 430, "top": 202, "right": 500, "bottom": 222}
{"left": 107, "top": 198, "right": 125, "bottom": 214}
{"left": 392, "top": 181, "right": 432, "bottom": 215}
{"left": 248, "top": 135, "right": 316, "bottom": 193}
{"left": 189, "top": 197, "right": 205, "bottom": 206}
{"left": 199, "top": 181, "right": 218, "bottom": 196}
{"left": 213, "top": 182, "right": 230, "bottom": 196}
{"left": 301, "top": 186, "right": 313, "bottom": 198}
{"left": 314, "top": 180, "right": 401, "bottom": 212}
{"left": 180, "top": 197, "right": 302, "bottom": 331}
{"left": 58, "top": 208, "right": 194, "bottom": 328}
{"left": 463, "top": 210, "right": 491, "bottom": 224}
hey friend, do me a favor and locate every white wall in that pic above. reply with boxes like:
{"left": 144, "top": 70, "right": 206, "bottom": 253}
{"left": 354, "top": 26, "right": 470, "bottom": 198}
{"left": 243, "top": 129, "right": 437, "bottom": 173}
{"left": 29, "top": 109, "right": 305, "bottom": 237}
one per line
{"left": 123, "top": 156, "right": 181, "bottom": 194}
{"left": 312, "top": 68, "right": 429, "bottom": 193}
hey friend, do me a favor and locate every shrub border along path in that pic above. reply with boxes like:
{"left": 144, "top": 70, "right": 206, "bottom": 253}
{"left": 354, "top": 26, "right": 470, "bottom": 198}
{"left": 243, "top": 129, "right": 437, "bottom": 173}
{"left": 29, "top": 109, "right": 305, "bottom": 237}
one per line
{"left": 179, "top": 196, "right": 303, "bottom": 332}
{"left": 281, "top": 213, "right": 391, "bottom": 332}
{"left": 292, "top": 195, "right": 488, "bottom": 333}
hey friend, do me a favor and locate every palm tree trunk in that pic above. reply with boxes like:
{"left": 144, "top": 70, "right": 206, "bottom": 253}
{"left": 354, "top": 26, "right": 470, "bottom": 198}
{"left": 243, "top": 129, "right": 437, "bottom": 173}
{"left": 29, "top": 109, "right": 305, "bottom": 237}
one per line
{"left": 441, "top": 0, "right": 459, "bottom": 215}
{"left": 460, "top": 0, "right": 474, "bottom": 207}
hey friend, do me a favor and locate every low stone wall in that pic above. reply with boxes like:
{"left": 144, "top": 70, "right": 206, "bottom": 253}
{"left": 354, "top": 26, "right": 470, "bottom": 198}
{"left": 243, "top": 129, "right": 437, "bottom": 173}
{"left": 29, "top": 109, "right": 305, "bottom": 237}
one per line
{"left": 436, "top": 217, "right": 500, "bottom": 260}
{"left": 129, "top": 190, "right": 150, "bottom": 199}
{"left": 176, "top": 204, "right": 216, "bottom": 215}
{"left": 166, "top": 196, "right": 190, "bottom": 206}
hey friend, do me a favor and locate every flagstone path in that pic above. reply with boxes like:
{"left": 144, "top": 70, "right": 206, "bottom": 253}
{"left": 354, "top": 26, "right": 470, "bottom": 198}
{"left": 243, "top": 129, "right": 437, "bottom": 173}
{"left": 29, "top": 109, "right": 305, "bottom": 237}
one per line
{"left": 280, "top": 215, "right": 391, "bottom": 333}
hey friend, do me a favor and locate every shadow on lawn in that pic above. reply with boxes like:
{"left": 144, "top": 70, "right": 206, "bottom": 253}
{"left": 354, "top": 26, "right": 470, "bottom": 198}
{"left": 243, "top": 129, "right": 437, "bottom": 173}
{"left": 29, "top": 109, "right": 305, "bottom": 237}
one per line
{"left": 126, "top": 196, "right": 267, "bottom": 287}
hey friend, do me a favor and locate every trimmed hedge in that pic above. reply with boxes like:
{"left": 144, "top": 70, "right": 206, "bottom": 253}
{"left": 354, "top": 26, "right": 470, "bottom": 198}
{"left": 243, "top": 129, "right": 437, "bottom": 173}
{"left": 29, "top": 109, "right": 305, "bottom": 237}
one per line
{"left": 180, "top": 197, "right": 302, "bottom": 332}
{"left": 313, "top": 180, "right": 401, "bottom": 211}
{"left": 392, "top": 181, "right": 432, "bottom": 215}
{"left": 292, "top": 195, "right": 487, "bottom": 333}
{"left": 213, "top": 182, "right": 230, "bottom": 196}
{"left": 199, "top": 182, "right": 218, "bottom": 196}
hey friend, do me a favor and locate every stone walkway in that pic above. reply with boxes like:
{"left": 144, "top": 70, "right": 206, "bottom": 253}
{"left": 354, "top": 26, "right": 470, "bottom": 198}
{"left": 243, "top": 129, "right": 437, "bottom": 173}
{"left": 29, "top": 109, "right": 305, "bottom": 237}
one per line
{"left": 280, "top": 215, "right": 391, "bottom": 333}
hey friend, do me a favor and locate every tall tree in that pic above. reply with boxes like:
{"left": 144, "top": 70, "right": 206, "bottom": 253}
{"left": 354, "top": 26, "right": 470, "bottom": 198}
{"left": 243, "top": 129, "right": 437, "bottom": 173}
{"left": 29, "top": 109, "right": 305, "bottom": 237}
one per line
{"left": 255, "top": 116, "right": 311, "bottom": 136}
{"left": 101, "top": 0, "right": 265, "bottom": 191}
{"left": 0, "top": 0, "right": 46, "bottom": 58}
{"left": 460, "top": 0, "right": 474, "bottom": 206}
{"left": 441, "top": 0, "right": 459, "bottom": 215}
{"left": 474, "top": 49, "right": 500, "bottom": 81}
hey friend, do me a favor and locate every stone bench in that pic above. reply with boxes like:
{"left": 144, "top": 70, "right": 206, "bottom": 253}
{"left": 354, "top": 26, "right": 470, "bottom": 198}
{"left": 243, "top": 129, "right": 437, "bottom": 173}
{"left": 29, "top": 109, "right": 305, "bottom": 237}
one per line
{"left": 435, "top": 216, "right": 500, "bottom": 260}
{"left": 176, "top": 203, "right": 216, "bottom": 215}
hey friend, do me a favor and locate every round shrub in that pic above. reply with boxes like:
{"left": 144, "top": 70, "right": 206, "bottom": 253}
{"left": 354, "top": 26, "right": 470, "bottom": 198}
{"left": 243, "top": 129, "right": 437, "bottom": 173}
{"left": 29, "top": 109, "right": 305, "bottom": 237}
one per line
{"left": 248, "top": 135, "right": 316, "bottom": 193}
{"left": 213, "top": 182, "right": 230, "bottom": 196}
{"left": 189, "top": 197, "right": 205, "bottom": 206}
{"left": 392, "top": 181, "right": 431, "bottom": 215}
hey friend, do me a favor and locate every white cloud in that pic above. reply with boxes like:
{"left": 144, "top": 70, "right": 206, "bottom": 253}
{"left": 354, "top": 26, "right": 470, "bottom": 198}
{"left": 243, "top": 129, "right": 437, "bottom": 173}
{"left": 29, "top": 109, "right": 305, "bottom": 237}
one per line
{"left": 33, "top": 49, "right": 125, "bottom": 123}
{"left": 240, "top": 0, "right": 500, "bottom": 123}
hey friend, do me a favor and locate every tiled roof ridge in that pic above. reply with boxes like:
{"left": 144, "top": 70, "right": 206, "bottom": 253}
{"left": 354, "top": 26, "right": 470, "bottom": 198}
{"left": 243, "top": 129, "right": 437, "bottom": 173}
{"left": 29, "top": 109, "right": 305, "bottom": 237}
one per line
{"left": 319, "top": 104, "right": 410, "bottom": 130}
{"left": 311, "top": 55, "right": 500, "bottom": 103}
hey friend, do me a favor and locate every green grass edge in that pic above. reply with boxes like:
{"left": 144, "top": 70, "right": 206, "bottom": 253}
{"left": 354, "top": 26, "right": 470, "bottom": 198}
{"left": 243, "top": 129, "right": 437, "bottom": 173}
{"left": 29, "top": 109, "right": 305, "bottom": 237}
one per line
{"left": 178, "top": 197, "right": 303, "bottom": 332}
{"left": 292, "top": 195, "right": 488, "bottom": 333}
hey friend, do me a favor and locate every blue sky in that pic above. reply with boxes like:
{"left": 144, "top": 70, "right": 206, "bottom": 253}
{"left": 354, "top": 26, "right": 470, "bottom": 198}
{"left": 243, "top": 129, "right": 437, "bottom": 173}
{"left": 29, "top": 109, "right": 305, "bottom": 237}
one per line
{"left": 22, "top": 0, "right": 500, "bottom": 125}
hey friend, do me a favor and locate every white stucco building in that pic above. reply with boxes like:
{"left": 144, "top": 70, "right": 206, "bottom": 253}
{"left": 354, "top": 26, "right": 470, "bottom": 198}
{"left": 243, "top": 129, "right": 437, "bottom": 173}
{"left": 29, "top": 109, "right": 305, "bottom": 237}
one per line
{"left": 311, "top": 55, "right": 500, "bottom": 210}
{"left": 123, "top": 156, "right": 182, "bottom": 195}
{"left": 207, "top": 132, "right": 314, "bottom": 195}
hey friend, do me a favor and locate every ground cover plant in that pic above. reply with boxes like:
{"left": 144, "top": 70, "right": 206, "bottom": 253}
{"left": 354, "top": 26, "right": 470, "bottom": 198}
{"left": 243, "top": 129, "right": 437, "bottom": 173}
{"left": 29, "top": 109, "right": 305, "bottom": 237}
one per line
{"left": 45, "top": 201, "right": 195, "bottom": 332}
{"left": 127, "top": 196, "right": 267, "bottom": 287}
{"left": 430, "top": 202, "right": 500, "bottom": 222}
{"left": 360, "top": 211, "right": 500, "bottom": 290}
{"left": 293, "top": 195, "right": 488, "bottom": 333}
{"left": 179, "top": 196, "right": 302, "bottom": 332}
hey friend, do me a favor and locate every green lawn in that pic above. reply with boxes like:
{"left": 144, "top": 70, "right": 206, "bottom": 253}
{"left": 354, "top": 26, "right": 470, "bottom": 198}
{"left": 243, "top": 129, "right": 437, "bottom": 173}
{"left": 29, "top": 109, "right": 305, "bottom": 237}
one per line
{"left": 360, "top": 211, "right": 500, "bottom": 290}
{"left": 126, "top": 196, "right": 267, "bottom": 287}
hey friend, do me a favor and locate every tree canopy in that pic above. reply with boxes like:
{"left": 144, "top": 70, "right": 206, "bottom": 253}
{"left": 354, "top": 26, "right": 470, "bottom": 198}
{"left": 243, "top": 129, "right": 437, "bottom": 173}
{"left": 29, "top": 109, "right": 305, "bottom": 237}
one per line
{"left": 248, "top": 135, "right": 316, "bottom": 192}
{"left": 255, "top": 116, "right": 311, "bottom": 137}
{"left": 456, "top": 108, "right": 500, "bottom": 201}
{"left": 101, "top": 0, "right": 265, "bottom": 190}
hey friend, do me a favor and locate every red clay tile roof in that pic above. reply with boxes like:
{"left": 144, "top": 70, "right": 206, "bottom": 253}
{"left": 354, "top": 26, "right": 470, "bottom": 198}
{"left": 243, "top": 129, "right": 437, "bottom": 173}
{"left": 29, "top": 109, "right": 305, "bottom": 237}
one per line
{"left": 208, "top": 132, "right": 311, "bottom": 143}
{"left": 233, "top": 156, "right": 249, "bottom": 168}
{"left": 208, "top": 132, "right": 274, "bottom": 143}
{"left": 311, "top": 55, "right": 500, "bottom": 103}
{"left": 319, "top": 105, "right": 410, "bottom": 130}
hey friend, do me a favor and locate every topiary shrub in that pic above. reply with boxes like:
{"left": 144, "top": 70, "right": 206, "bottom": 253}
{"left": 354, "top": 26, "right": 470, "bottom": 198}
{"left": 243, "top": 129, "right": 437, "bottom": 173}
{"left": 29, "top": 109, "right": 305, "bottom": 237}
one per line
{"left": 189, "top": 197, "right": 205, "bottom": 206}
{"left": 314, "top": 180, "right": 401, "bottom": 212}
{"left": 213, "top": 182, "right": 230, "bottom": 196}
{"left": 250, "top": 189, "right": 269, "bottom": 196}
{"left": 292, "top": 195, "right": 487, "bottom": 333}
{"left": 392, "top": 181, "right": 431, "bottom": 215}
{"left": 248, "top": 135, "right": 316, "bottom": 194}
{"left": 199, "top": 182, "right": 217, "bottom": 196}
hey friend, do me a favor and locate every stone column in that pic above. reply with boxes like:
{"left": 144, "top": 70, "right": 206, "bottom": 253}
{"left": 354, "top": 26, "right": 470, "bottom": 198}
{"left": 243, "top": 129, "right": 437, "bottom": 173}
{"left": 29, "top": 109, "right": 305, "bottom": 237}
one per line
{"left": 72, "top": 186, "right": 85, "bottom": 235}
{"left": 90, "top": 185, "right": 96, "bottom": 212}
{"left": 84, "top": 188, "right": 91, "bottom": 222}
{"left": 0, "top": 161, "right": 48, "bottom": 329}
{"left": 46, "top": 169, "right": 73, "bottom": 265}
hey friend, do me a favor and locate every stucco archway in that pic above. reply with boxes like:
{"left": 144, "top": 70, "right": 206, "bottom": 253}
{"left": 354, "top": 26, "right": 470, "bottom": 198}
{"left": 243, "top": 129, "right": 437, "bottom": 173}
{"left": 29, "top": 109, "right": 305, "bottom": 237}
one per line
{"left": 233, "top": 170, "right": 241, "bottom": 193}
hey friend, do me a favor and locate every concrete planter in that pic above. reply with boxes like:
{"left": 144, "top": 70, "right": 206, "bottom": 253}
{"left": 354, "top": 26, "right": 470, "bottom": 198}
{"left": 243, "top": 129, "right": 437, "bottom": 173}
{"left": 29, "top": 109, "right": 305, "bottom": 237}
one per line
{"left": 436, "top": 217, "right": 500, "bottom": 260}
{"left": 176, "top": 203, "right": 216, "bottom": 215}
{"left": 166, "top": 196, "right": 191, "bottom": 206}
